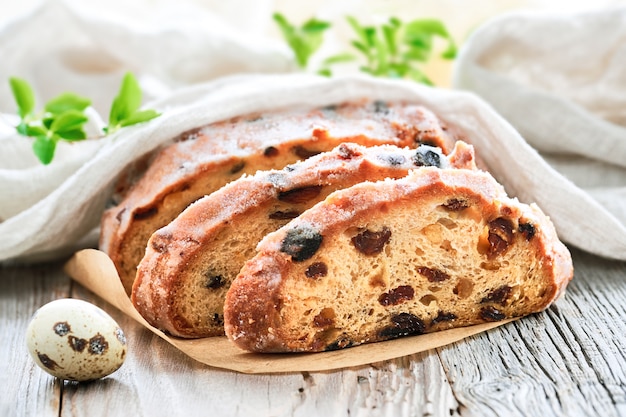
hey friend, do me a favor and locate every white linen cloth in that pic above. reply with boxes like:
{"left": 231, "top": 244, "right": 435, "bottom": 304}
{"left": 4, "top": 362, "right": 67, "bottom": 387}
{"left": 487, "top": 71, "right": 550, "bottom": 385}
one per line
{"left": 1, "top": 2, "right": 625, "bottom": 264}
{"left": 452, "top": 8, "right": 626, "bottom": 260}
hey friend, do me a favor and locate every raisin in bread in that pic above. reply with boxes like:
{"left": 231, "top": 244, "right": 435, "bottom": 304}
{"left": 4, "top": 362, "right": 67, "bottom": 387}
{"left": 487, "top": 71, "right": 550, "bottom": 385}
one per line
{"left": 100, "top": 100, "right": 464, "bottom": 295}
{"left": 224, "top": 168, "right": 573, "bottom": 352}
{"left": 132, "top": 141, "right": 477, "bottom": 338}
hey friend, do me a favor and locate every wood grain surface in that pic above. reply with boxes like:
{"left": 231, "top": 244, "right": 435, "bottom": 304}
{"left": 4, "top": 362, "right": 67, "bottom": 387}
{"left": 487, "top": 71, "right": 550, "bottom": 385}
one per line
{"left": 1, "top": 248, "right": 624, "bottom": 417}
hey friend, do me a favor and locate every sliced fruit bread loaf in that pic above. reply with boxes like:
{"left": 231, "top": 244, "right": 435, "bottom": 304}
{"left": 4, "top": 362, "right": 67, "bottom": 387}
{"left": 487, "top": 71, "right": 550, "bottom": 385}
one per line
{"left": 101, "top": 100, "right": 464, "bottom": 295}
{"left": 132, "top": 141, "right": 477, "bottom": 337}
{"left": 224, "top": 168, "right": 573, "bottom": 352}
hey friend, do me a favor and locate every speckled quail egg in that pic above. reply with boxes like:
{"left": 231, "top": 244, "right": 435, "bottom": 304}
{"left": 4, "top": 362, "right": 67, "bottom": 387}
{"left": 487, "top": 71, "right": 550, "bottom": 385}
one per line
{"left": 26, "top": 299, "right": 127, "bottom": 381}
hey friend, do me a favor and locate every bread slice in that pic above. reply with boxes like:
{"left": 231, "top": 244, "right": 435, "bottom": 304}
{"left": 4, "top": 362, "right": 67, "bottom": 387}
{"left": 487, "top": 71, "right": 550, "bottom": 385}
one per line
{"left": 100, "top": 100, "right": 464, "bottom": 295}
{"left": 224, "top": 168, "right": 573, "bottom": 352}
{"left": 132, "top": 141, "right": 477, "bottom": 338}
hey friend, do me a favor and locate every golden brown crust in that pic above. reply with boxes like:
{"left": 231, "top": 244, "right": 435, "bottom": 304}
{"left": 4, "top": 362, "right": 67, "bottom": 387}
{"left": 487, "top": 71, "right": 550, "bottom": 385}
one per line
{"left": 131, "top": 142, "right": 477, "bottom": 337}
{"left": 224, "top": 169, "right": 573, "bottom": 352}
{"left": 100, "top": 100, "right": 463, "bottom": 295}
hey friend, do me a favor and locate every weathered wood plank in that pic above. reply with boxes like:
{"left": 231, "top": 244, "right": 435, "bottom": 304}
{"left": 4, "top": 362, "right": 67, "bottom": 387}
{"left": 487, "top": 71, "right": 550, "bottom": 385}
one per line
{"left": 437, "top": 249, "right": 626, "bottom": 417}
{"left": 65, "top": 272, "right": 459, "bottom": 417}
{"left": 4, "top": 248, "right": 625, "bottom": 417}
{"left": 0, "top": 262, "right": 70, "bottom": 417}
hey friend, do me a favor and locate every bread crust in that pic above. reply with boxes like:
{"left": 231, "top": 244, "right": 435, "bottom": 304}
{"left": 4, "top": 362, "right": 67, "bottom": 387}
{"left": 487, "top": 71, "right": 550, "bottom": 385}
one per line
{"left": 224, "top": 169, "right": 573, "bottom": 352}
{"left": 100, "top": 101, "right": 464, "bottom": 294}
{"left": 132, "top": 142, "right": 476, "bottom": 337}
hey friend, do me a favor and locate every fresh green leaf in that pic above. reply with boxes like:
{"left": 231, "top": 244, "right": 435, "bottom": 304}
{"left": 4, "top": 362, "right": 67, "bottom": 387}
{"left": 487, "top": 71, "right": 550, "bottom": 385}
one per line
{"left": 346, "top": 16, "right": 369, "bottom": 46}
{"left": 441, "top": 42, "right": 457, "bottom": 60}
{"left": 50, "top": 110, "right": 88, "bottom": 134}
{"left": 302, "top": 18, "right": 331, "bottom": 33}
{"left": 382, "top": 23, "right": 399, "bottom": 57}
{"left": 24, "top": 125, "right": 47, "bottom": 137}
{"left": 350, "top": 40, "right": 371, "bottom": 57}
{"left": 403, "top": 47, "right": 430, "bottom": 62}
{"left": 322, "top": 15, "right": 456, "bottom": 85}
{"left": 317, "top": 68, "right": 332, "bottom": 77}
{"left": 104, "top": 72, "right": 160, "bottom": 134}
{"left": 9, "top": 77, "right": 35, "bottom": 118}
{"left": 273, "top": 13, "right": 331, "bottom": 68}
{"left": 273, "top": 12, "right": 291, "bottom": 32}
{"left": 32, "top": 135, "right": 56, "bottom": 165}
{"left": 404, "top": 34, "right": 432, "bottom": 51}
{"left": 108, "top": 72, "right": 142, "bottom": 127}
{"left": 404, "top": 19, "right": 457, "bottom": 60}
{"left": 405, "top": 19, "right": 450, "bottom": 39}
{"left": 363, "top": 26, "right": 377, "bottom": 49}
{"left": 45, "top": 93, "right": 91, "bottom": 115}
{"left": 373, "top": 34, "right": 389, "bottom": 75}
{"left": 322, "top": 53, "right": 356, "bottom": 65}
{"left": 57, "top": 129, "right": 87, "bottom": 141}
{"left": 119, "top": 109, "right": 161, "bottom": 127}
{"left": 10, "top": 71, "right": 160, "bottom": 165}
{"left": 17, "top": 122, "right": 29, "bottom": 136}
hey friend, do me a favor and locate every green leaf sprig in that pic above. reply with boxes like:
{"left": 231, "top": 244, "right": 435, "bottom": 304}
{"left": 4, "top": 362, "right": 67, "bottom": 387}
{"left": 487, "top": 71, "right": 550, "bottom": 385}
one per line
{"left": 274, "top": 12, "right": 457, "bottom": 84}
{"left": 324, "top": 16, "right": 458, "bottom": 84}
{"left": 9, "top": 72, "right": 160, "bottom": 165}
{"left": 273, "top": 13, "right": 331, "bottom": 69}
{"left": 104, "top": 72, "right": 160, "bottom": 135}
{"left": 9, "top": 78, "right": 91, "bottom": 164}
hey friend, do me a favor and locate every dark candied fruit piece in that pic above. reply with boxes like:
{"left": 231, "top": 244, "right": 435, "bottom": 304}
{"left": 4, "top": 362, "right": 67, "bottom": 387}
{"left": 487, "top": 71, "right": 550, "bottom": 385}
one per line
{"left": 480, "top": 285, "right": 512, "bottom": 305}
{"left": 175, "top": 127, "right": 201, "bottom": 142}
{"left": 351, "top": 227, "right": 391, "bottom": 255}
{"left": 416, "top": 139, "right": 437, "bottom": 147}
{"left": 293, "top": 145, "right": 321, "bottom": 159}
{"left": 280, "top": 227, "right": 323, "bottom": 262}
{"left": 325, "top": 335, "right": 353, "bottom": 351}
{"left": 378, "top": 285, "right": 415, "bottom": 306}
{"left": 150, "top": 231, "right": 173, "bottom": 253}
{"left": 133, "top": 206, "right": 158, "bottom": 220}
{"left": 229, "top": 161, "right": 245, "bottom": 174}
{"left": 305, "top": 262, "right": 328, "bottom": 279}
{"left": 431, "top": 311, "right": 457, "bottom": 326}
{"left": 269, "top": 210, "right": 301, "bottom": 220}
{"left": 212, "top": 313, "right": 224, "bottom": 326}
{"left": 313, "top": 308, "right": 336, "bottom": 328}
{"left": 205, "top": 273, "right": 225, "bottom": 289}
{"left": 264, "top": 146, "right": 279, "bottom": 157}
{"left": 486, "top": 217, "right": 515, "bottom": 259}
{"left": 378, "top": 153, "right": 407, "bottom": 166}
{"left": 115, "top": 207, "right": 126, "bottom": 222}
{"left": 278, "top": 185, "right": 323, "bottom": 204}
{"left": 519, "top": 222, "right": 536, "bottom": 241}
{"left": 480, "top": 306, "right": 506, "bottom": 322}
{"left": 416, "top": 266, "right": 450, "bottom": 283}
{"left": 373, "top": 100, "right": 390, "bottom": 114}
{"left": 379, "top": 313, "right": 426, "bottom": 339}
{"left": 441, "top": 198, "right": 470, "bottom": 211}
{"left": 337, "top": 143, "right": 361, "bottom": 160}
{"left": 412, "top": 146, "right": 442, "bottom": 168}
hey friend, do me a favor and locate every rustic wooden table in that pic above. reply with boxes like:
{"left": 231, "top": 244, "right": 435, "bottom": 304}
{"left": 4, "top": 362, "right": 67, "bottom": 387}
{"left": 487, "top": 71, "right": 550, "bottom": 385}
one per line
{"left": 1, "top": 247, "right": 625, "bottom": 417}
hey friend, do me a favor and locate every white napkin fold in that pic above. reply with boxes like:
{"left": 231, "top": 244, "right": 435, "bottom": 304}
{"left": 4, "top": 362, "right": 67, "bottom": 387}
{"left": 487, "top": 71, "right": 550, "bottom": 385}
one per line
{"left": 0, "top": 0, "right": 291, "bottom": 262}
{"left": 453, "top": 8, "right": 626, "bottom": 260}
{"left": 1, "top": 3, "right": 625, "bottom": 265}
